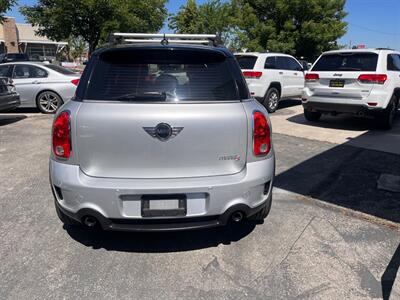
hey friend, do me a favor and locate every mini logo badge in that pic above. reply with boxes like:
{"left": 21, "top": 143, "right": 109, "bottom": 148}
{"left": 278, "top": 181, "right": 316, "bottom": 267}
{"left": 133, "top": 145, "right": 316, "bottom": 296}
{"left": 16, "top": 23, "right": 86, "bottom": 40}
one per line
{"left": 143, "top": 123, "right": 183, "bottom": 141}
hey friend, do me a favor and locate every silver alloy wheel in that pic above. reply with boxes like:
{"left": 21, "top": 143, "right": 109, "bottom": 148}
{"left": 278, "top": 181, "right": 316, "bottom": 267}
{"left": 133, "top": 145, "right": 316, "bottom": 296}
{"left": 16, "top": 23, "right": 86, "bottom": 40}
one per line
{"left": 38, "top": 91, "right": 61, "bottom": 113}
{"left": 268, "top": 92, "right": 279, "bottom": 110}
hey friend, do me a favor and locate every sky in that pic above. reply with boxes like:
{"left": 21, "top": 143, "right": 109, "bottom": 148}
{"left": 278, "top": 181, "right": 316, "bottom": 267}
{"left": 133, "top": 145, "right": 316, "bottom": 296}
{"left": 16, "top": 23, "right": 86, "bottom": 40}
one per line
{"left": 6, "top": 0, "right": 400, "bottom": 50}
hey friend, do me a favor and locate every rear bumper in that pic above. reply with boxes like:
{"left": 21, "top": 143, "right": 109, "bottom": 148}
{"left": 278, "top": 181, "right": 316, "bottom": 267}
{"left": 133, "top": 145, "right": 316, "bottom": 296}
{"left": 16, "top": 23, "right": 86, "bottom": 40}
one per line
{"left": 302, "top": 101, "right": 384, "bottom": 115}
{"left": 55, "top": 198, "right": 270, "bottom": 232}
{"left": 0, "top": 94, "right": 20, "bottom": 112}
{"left": 50, "top": 156, "right": 275, "bottom": 231}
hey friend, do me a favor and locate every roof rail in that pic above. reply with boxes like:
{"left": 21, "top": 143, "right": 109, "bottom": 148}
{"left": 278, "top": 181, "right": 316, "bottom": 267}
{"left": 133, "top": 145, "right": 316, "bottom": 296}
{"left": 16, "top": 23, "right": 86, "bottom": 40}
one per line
{"left": 375, "top": 47, "right": 394, "bottom": 51}
{"left": 109, "top": 33, "right": 218, "bottom": 46}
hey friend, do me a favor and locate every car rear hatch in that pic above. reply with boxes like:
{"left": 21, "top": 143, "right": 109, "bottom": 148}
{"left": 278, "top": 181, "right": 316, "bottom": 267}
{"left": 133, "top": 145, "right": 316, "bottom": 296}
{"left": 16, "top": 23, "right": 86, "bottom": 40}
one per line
{"left": 75, "top": 47, "right": 248, "bottom": 179}
{"left": 307, "top": 52, "right": 379, "bottom": 99}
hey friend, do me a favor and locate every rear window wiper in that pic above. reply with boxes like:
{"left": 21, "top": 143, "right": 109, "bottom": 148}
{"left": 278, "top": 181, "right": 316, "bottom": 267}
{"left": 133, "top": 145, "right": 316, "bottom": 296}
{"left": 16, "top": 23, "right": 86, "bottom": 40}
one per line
{"left": 113, "top": 91, "right": 177, "bottom": 101}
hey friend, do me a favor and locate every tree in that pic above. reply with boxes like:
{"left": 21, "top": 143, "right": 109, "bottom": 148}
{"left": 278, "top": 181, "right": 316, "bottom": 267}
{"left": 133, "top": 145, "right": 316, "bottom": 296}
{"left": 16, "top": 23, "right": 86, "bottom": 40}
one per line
{"left": 232, "top": 0, "right": 347, "bottom": 59}
{"left": 20, "top": 0, "right": 168, "bottom": 55}
{"left": 0, "top": 0, "right": 16, "bottom": 22}
{"left": 169, "top": 0, "right": 234, "bottom": 43}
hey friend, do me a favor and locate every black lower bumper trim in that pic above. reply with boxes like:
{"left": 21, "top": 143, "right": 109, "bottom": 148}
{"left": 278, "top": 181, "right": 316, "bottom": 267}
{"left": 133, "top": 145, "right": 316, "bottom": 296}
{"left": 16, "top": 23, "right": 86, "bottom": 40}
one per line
{"left": 55, "top": 197, "right": 271, "bottom": 232}
{"left": 303, "top": 102, "right": 383, "bottom": 115}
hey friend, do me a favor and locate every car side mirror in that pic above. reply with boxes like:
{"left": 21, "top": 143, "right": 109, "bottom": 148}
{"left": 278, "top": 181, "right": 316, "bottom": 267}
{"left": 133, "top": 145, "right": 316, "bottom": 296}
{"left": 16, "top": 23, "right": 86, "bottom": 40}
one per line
{"left": 82, "top": 61, "right": 88, "bottom": 65}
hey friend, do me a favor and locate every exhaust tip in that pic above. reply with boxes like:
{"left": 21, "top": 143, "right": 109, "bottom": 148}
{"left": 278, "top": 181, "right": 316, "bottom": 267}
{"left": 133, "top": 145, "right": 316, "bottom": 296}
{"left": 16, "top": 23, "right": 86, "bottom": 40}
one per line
{"left": 231, "top": 211, "right": 244, "bottom": 223}
{"left": 82, "top": 216, "right": 98, "bottom": 228}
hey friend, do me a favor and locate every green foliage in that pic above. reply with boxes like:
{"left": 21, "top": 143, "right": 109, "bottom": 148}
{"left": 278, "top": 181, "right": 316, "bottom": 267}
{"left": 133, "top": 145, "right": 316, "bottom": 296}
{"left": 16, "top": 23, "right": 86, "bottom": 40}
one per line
{"left": 68, "top": 36, "right": 86, "bottom": 61}
{"left": 232, "top": 0, "right": 348, "bottom": 59}
{"left": 170, "top": 0, "right": 347, "bottom": 59}
{"left": 0, "top": 0, "right": 16, "bottom": 22}
{"left": 169, "top": 0, "right": 234, "bottom": 43}
{"left": 20, "top": 0, "right": 168, "bottom": 54}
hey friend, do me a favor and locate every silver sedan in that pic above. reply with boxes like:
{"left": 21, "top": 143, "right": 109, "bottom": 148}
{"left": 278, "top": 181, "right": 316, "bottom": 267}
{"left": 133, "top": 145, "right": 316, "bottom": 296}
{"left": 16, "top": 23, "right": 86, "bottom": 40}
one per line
{"left": 0, "top": 62, "right": 80, "bottom": 113}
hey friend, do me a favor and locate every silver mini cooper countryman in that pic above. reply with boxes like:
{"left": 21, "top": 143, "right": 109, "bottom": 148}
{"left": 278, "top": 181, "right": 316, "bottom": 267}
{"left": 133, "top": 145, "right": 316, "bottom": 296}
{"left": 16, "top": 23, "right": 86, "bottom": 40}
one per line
{"left": 50, "top": 33, "right": 275, "bottom": 231}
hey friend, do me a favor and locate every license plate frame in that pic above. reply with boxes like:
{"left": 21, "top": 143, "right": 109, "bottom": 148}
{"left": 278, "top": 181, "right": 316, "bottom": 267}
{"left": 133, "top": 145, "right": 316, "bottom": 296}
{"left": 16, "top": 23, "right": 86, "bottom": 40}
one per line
{"left": 141, "top": 194, "right": 187, "bottom": 217}
{"left": 329, "top": 79, "right": 345, "bottom": 88}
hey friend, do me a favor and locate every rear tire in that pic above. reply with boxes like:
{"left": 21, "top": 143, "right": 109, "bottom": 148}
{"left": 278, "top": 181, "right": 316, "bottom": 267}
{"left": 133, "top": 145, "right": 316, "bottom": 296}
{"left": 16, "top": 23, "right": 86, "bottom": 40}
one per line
{"left": 263, "top": 88, "right": 280, "bottom": 113}
{"left": 36, "top": 91, "right": 63, "bottom": 114}
{"left": 376, "top": 96, "right": 397, "bottom": 130}
{"left": 250, "top": 193, "right": 272, "bottom": 223}
{"left": 304, "top": 108, "right": 322, "bottom": 122}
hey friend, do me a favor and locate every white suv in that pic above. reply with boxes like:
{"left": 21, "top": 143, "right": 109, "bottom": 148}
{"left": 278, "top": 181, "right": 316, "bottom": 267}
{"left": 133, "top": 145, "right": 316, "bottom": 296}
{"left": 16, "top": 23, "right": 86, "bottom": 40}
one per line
{"left": 303, "top": 49, "right": 400, "bottom": 129}
{"left": 235, "top": 53, "right": 305, "bottom": 113}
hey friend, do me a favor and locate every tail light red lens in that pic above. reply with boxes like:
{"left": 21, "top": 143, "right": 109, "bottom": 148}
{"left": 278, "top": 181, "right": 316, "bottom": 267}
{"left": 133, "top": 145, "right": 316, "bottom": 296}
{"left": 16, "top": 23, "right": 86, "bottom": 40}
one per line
{"left": 52, "top": 111, "right": 71, "bottom": 159}
{"left": 243, "top": 71, "right": 263, "bottom": 79}
{"left": 253, "top": 111, "right": 271, "bottom": 156}
{"left": 71, "top": 78, "right": 80, "bottom": 86}
{"left": 305, "top": 73, "right": 319, "bottom": 82}
{"left": 358, "top": 74, "right": 387, "bottom": 84}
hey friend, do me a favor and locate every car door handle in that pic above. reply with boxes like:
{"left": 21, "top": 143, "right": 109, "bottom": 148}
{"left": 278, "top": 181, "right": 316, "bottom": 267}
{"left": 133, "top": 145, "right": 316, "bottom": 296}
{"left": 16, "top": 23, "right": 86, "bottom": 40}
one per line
{"left": 279, "top": 72, "right": 284, "bottom": 75}
{"left": 294, "top": 72, "right": 298, "bottom": 75}
{"left": 32, "top": 80, "right": 40, "bottom": 84}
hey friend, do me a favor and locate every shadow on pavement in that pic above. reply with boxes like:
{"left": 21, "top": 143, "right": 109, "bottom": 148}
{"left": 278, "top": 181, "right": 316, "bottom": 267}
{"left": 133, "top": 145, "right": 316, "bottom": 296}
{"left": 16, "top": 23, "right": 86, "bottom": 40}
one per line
{"left": 0, "top": 115, "right": 27, "bottom": 126}
{"left": 382, "top": 243, "right": 400, "bottom": 300}
{"left": 277, "top": 99, "right": 302, "bottom": 110}
{"left": 65, "top": 222, "right": 256, "bottom": 253}
{"left": 287, "top": 112, "right": 379, "bottom": 131}
{"left": 275, "top": 137, "right": 400, "bottom": 222}
{"left": 275, "top": 121, "right": 400, "bottom": 299}
{"left": 11, "top": 108, "right": 39, "bottom": 114}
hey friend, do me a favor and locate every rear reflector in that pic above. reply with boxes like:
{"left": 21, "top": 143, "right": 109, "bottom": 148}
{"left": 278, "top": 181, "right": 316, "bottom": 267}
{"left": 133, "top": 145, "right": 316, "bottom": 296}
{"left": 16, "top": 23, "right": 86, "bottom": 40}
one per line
{"left": 305, "top": 73, "right": 319, "bottom": 81}
{"left": 367, "top": 102, "right": 378, "bottom": 106}
{"left": 71, "top": 78, "right": 80, "bottom": 86}
{"left": 253, "top": 111, "right": 271, "bottom": 156}
{"left": 243, "top": 71, "right": 263, "bottom": 79}
{"left": 52, "top": 111, "right": 71, "bottom": 159}
{"left": 358, "top": 74, "right": 387, "bottom": 84}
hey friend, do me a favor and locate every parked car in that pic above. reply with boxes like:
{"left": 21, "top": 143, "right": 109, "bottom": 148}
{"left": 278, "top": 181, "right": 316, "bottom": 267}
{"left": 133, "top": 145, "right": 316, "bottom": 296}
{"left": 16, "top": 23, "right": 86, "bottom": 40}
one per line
{"left": 303, "top": 48, "right": 400, "bottom": 129}
{"left": 0, "top": 77, "right": 20, "bottom": 112}
{"left": 50, "top": 33, "right": 275, "bottom": 232}
{"left": 235, "top": 52, "right": 305, "bottom": 113}
{"left": 0, "top": 62, "right": 80, "bottom": 113}
{"left": 0, "top": 53, "right": 29, "bottom": 63}
{"left": 298, "top": 59, "right": 312, "bottom": 71}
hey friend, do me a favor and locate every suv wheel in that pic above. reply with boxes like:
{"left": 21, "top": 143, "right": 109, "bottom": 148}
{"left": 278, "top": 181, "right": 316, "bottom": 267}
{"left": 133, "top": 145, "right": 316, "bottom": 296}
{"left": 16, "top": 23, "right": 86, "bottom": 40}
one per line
{"left": 264, "top": 88, "right": 280, "bottom": 113}
{"left": 376, "top": 96, "right": 397, "bottom": 130}
{"left": 304, "top": 108, "right": 322, "bottom": 121}
{"left": 36, "top": 91, "right": 63, "bottom": 114}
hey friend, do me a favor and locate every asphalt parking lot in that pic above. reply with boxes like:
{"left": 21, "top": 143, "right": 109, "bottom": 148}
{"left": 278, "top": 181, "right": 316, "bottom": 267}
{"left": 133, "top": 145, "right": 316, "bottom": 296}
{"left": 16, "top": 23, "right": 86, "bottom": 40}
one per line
{"left": 1, "top": 104, "right": 400, "bottom": 299}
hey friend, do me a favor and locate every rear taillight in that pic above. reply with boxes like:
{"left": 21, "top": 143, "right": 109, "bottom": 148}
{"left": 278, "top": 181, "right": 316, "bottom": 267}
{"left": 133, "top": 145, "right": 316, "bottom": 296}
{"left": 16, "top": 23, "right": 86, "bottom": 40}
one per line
{"left": 305, "top": 73, "right": 319, "bottom": 82}
{"left": 253, "top": 111, "right": 271, "bottom": 156}
{"left": 71, "top": 78, "right": 80, "bottom": 86}
{"left": 358, "top": 74, "right": 387, "bottom": 84}
{"left": 243, "top": 71, "right": 263, "bottom": 79}
{"left": 52, "top": 111, "right": 71, "bottom": 159}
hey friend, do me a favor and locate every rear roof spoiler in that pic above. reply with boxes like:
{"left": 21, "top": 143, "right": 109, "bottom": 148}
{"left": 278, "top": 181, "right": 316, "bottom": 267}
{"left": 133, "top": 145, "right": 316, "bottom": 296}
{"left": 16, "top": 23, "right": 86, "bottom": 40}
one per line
{"left": 108, "top": 33, "right": 219, "bottom": 46}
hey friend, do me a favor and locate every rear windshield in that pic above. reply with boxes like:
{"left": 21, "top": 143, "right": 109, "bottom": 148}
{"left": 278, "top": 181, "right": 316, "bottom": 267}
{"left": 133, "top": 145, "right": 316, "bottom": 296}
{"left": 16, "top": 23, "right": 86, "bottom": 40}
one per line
{"left": 46, "top": 64, "right": 78, "bottom": 75}
{"left": 235, "top": 55, "right": 257, "bottom": 69}
{"left": 312, "top": 52, "right": 378, "bottom": 72}
{"left": 85, "top": 48, "right": 240, "bottom": 101}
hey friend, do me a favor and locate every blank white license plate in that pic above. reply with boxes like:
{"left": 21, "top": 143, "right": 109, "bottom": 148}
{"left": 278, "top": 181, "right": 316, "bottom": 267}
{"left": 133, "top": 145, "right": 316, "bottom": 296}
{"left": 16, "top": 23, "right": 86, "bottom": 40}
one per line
{"left": 149, "top": 199, "right": 180, "bottom": 210}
